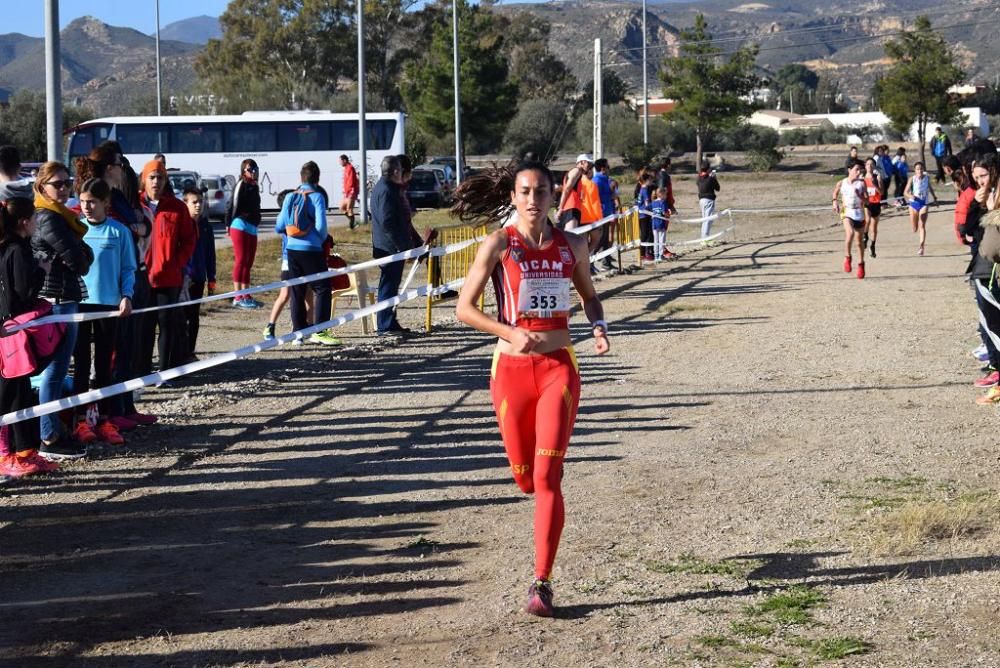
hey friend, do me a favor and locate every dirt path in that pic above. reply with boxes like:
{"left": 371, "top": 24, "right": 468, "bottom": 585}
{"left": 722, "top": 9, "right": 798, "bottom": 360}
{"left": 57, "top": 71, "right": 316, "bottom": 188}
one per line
{"left": 3, "top": 205, "right": 1000, "bottom": 667}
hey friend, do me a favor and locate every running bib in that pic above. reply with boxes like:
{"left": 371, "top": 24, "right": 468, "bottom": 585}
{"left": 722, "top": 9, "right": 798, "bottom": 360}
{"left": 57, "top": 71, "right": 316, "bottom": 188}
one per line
{"left": 517, "top": 277, "right": 571, "bottom": 318}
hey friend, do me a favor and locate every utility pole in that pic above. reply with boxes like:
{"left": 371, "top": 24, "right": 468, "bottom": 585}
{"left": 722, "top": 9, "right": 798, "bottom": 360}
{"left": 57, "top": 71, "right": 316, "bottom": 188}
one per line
{"left": 642, "top": 0, "right": 649, "bottom": 146}
{"left": 593, "top": 39, "right": 603, "bottom": 158}
{"left": 453, "top": 0, "right": 464, "bottom": 186}
{"left": 44, "top": 0, "right": 62, "bottom": 161}
{"left": 358, "top": 0, "right": 368, "bottom": 226}
{"left": 155, "top": 0, "right": 162, "bottom": 115}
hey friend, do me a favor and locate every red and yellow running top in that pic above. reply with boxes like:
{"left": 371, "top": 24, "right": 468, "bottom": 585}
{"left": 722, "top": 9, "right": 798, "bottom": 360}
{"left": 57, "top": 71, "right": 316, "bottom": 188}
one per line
{"left": 492, "top": 225, "right": 577, "bottom": 331}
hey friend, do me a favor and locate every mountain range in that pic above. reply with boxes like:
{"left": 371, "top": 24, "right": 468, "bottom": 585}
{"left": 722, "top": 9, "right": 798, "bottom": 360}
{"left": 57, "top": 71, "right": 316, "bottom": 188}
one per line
{"left": 1, "top": 1, "right": 997, "bottom": 116}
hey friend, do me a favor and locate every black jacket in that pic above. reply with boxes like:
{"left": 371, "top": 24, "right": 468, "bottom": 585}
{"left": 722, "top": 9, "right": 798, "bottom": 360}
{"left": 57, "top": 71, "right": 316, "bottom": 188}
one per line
{"left": 227, "top": 180, "right": 262, "bottom": 226}
{"left": 0, "top": 237, "right": 45, "bottom": 319}
{"left": 370, "top": 177, "right": 413, "bottom": 255}
{"left": 958, "top": 199, "right": 992, "bottom": 279}
{"left": 697, "top": 171, "right": 720, "bottom": 200}
{"left": 30, "top": 208, "right": 94, "bottom": 302}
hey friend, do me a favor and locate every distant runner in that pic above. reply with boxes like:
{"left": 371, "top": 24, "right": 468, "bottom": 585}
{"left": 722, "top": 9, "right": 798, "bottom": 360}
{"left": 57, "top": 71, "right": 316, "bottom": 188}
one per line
{"left": 904, "top": 161, "right": 938, "bottom": 256}
{"left": 832, "top": 158, "right": 868, "bottom": 279}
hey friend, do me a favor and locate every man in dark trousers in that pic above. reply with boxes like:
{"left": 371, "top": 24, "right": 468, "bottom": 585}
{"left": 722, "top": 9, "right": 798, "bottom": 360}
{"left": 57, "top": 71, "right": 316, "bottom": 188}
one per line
{"left": 930, "top": 126, "right": 952, "bottom": 184}
{"left": 370, "top": 155, "right": 416, "bottom": 336}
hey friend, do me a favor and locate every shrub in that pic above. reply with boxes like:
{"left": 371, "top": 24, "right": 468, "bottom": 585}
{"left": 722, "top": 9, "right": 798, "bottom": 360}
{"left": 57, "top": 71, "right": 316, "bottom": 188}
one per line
{"left": 746, "top": 147, "right": 785, "bottom": 172}
{"left": 502, "top": 98, "right": 570, "bottom": 161}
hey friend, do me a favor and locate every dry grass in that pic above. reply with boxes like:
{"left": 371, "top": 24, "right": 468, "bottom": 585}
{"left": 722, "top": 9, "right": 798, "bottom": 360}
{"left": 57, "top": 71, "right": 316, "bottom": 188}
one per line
{"left": 874, "top": 493, "right": 1000, "bottom": 555}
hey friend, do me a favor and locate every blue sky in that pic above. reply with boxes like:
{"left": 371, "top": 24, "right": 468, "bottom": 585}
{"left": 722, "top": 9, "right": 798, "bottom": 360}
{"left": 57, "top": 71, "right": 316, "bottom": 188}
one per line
{"left": 5, "top": 0, "right": 548, "bottom": 38}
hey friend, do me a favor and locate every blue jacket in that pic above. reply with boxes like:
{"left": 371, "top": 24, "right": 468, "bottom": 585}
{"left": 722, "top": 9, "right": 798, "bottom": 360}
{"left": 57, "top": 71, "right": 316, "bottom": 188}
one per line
{"left": 80, "top": 215, "right": 137, "bottom": 306}
{"left": 593, "top": 171, "right": 616, "bottom": 217}
{"left": 370, "top": 176, "right": 413, "bottom": 254}
{"left": 185, "top": 214, "right": 217, "bottom": 283}
{"left": 275, "top": 184, "right": 327, "bottom": 251}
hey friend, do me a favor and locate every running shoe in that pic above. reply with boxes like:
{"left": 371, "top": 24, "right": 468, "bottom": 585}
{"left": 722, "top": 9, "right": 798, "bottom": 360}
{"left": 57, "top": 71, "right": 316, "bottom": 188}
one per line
{"left": 125, "top": 412, "right": 158, "bottom": 426}
{"left": 525, "top": 579, "right": 555, "bottom": 617}
{"left": 232, "top": 297, "right": 243, "bottom": 308}
{"left": 661, "top": 250, "right": 676, "bottom": 260}
{"left": 918, "top": 245, "right": 925, "bottom": 256}
{"left": 856, "top": 262, "right": 865, "bottom": 280}
{"left": 870, "top": 242, "right": 877, "bottom": 258}
{"left": 642, "top": 253, "right": 654, "bottom": 261}
{"left": 974, "top": 370, "right": 999, "bottom": 388}
{"left": 292, "top": 338, "right": 304, "bottom": 346}
{"left": 38, "top": 438, "right": 87, "bottom": 461}
{"left": 20, "top": 450, "right": 59, "bottom": 472}
{"left": 976, "top": 385, "right": 1000, "bottom": 405}
{"left": 94, "top": 421, "right": 125, "bottom": 446}
{"left": 249, "top": 298, "right": 265, "bottom": 309}
{"left": 0, "top": 454, "right": 41, "bottom": 478}
{"left": 843, "top": 256, "right": 852, "bottom": 273}
{"left": 236, "top": 298, "right": 256, "bottom": 310}
{"left": 972, "top": 344, "right": 990, "bottom": 363}
{"left": 73, "top": 421, "right": 98, "bottom": 444}
{"left": 109, "top": 415, "right": 138, "bottom": 432}
{"left": 263, "top": 323, "right": 276, "bottom": 341}
{"left": 309, "top": 331, "right": 343, "bottom": 346}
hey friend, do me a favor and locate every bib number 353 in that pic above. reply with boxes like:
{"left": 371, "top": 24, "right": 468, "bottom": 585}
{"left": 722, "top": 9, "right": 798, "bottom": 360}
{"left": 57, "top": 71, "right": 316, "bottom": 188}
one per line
{"left": 518, "top": 278, "right": 571, "bottom": 319}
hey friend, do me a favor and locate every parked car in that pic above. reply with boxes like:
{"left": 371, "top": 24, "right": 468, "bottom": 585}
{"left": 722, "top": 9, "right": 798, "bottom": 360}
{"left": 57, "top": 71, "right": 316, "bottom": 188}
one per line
{"left": 199, "top": 174, "right": 233, "bottom": 222}
{"left": 427, "top": 156, "right": 472, "bottom": 184}
{"left": 415, "top": 165, "right": 452, "bottom": 203}
{"left": 167, "top": 169, "right": 201, "bottom": 198}
{"left": 407, "top": 169, "right": 448, "bottom": 209}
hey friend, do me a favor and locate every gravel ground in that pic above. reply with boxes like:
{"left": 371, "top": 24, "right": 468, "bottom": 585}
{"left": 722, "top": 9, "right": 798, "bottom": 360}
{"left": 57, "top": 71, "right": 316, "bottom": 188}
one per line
{"left": 3, "top": 170, "right": 999, "bottom": 667}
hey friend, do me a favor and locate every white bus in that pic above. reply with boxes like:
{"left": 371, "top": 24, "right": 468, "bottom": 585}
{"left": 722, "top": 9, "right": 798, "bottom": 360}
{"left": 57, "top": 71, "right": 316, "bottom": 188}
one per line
{"left": 64, "top": 111, "right": 405, "bottom": 209}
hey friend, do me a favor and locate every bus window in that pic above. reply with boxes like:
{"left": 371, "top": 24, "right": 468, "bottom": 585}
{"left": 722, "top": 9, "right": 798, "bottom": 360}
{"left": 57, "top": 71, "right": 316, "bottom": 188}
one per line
{"left": 117, "top": 125, "right": 169, "bottom": 155}
{"left": 366, "top": 120, "right": 396, "bottom": 150}
{"left": 225, "top": 123, "right": 277, "bottom": 152}
{"left": 67, "top": 123, "right": 112, "bottom": 159}
{"left": 278, "top": 122, "right": 330, "bottom": 151}
{"left": 171, "top": 124, "right": 223, "bottom": 153}
{"left": 331, "top": 121, "right": 359, "bottom": 151}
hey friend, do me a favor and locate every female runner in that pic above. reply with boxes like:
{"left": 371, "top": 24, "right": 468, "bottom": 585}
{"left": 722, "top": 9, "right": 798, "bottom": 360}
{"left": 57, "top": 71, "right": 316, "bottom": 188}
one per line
{"left": 904, "top": 161, "right": 938, "bottom": 256}
{"left": 453, "top": 161, "right": 610, "bottom": 617}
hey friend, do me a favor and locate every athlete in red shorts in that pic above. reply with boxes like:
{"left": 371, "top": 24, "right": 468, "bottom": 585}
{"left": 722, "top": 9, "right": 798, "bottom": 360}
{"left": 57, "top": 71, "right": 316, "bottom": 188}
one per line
{"left": 455, "top": 161, "right": 610, "bottom": 617}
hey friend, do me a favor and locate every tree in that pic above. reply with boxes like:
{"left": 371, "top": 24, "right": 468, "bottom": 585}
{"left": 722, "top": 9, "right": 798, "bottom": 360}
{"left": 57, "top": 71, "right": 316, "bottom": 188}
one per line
{"left": 195, "top": 0, "right": 354, "bottom": 112}
{"left": 0, "top": 91, "right": 93, "bottom": 162}
{"left": 400, "top": 0, "right": 517, "bottom": 153}
{"left": 503, "top": 98, "right": 570, "bottom": 160}
{"left": 659, "top": 14, "right": 761, "bottom": 167}
{"left": 364, "top": 0, "right": 421, "bottom": 111}
{"left": 876, "top": 15, "right": 965, "bottom": 165}
{"left": 505, "top": 13, "right": 577, "bottom": 103}
{"left": 773, "top": 64, "right": 818, "bottom": 92}
{"left": 578, "top": 70, "right": 632, "bottom": 113}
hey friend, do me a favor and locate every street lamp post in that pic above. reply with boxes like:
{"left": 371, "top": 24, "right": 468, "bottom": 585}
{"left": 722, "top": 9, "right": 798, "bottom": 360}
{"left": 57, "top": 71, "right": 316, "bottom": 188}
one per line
{"left": 358, "top": 0, "right": 368, "bottom": 226}
{"left": 642, "top": 0, "right": 649, "bottom": 146}
{"left": 44, "top": 0, "right": 62, "bottom": 161}
{"left": 453, "top": 0, "right": 463, "bottom": 186}
{"left": 155, "top": 0, "right": 162, "bottom": 115}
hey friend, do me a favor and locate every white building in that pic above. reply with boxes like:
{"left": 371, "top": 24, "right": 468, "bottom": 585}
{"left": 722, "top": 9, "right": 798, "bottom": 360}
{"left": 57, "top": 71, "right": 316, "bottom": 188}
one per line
{"left": 749, "top": 110, "right": 834, "bottom": 134}
{"left": 803, "top": 107, "right": 989, "bottom": 142}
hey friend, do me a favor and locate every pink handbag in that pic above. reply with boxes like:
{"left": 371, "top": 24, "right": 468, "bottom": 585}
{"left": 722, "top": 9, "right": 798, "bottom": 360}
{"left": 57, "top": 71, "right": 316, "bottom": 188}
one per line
{"left": 0, "top": 299, "right": 67, "bottom": 379}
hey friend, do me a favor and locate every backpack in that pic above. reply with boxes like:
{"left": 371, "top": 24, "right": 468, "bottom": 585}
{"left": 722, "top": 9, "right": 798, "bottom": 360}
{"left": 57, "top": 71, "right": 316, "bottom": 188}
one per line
{"left": 285, "top": 187, "right": 317, "bottom": 238}
{"left": 0, "top": 299, "right": 67, "bottom": 379}
{"left": 932, "top": 136, "right": 946, "bottom": 158}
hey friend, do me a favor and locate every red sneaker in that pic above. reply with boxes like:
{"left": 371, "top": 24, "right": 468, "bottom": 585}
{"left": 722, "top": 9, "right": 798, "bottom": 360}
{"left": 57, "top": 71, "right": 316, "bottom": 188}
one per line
{"left": 525, "top": 579, "right": 554, "bottom": 617}
{"left": 94, "top": 421, "right": 125, "bottom": 446}
{"left": 661, "top": 250, "right": 676, "bottom": 260}
{"left": 843, "top": 256, "right": 852, "bottom": 273}
{"left": 0, "top": 454, "right": 41, "bottom": 478}
{"left": 125, "top": 412, "right": 158, "bottom": 426}
{"left": 109, "top": 415, "right": 138, "bottom": 432}
{"left": 73, "top": 421, "right": 98, "bottom": 444}
{"left": 974, "top": 370, "right": 999, "bottom": 388}
{"left": 856, "top": 262, "right": 865, "bottom": 279}
{"left": 17, "top": 451, "right": 59, "bottom": 473}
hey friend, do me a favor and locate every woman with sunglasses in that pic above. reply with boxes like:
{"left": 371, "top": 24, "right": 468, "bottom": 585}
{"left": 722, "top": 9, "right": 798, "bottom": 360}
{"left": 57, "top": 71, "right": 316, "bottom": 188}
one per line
{"left": 226, "top": 159, "right": 263, "bottom": 309}
{"left": 30, "top": 161, "right": 94, "bottom": 461}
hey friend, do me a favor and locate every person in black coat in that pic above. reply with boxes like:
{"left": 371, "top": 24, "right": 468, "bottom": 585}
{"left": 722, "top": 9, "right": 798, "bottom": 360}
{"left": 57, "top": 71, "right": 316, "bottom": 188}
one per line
{"left": 370, "top": 155, "right": 417, "bottom": 335}
{"left": 0, "top": 197, "right": 52, "bottom": 477}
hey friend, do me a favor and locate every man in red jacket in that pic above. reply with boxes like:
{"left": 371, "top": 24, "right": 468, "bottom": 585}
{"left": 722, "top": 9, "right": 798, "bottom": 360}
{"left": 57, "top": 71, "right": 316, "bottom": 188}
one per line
{"left": 340, "top": 154, "right": 360, "bottom": 230}
{"left": 138, "top": 159, "right": 196, "bottom": 377}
